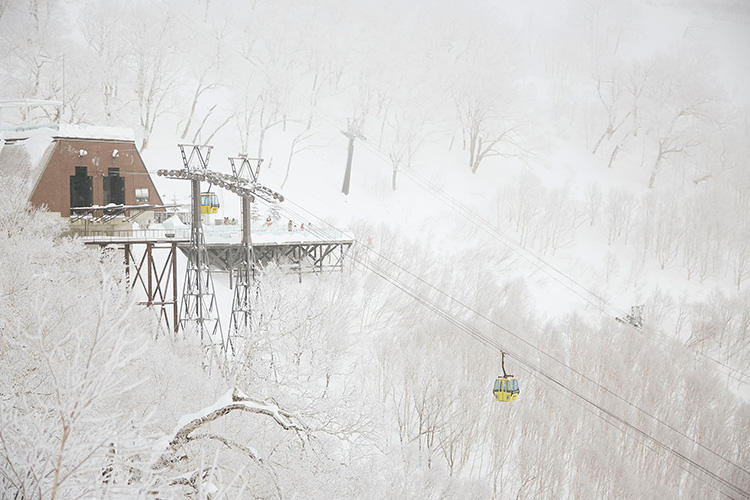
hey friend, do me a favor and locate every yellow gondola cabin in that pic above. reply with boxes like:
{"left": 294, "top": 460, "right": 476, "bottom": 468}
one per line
{"left": 493, "top": 352, "right": 519, "bottom": 402}
{"left": 493, "top": 376, "right": 519, "bottom": 402}
{"left": 200, "top": 192, "right": 220, "bottom": 214}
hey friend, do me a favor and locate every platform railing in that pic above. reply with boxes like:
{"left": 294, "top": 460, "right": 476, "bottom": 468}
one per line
{"left": 76, "top": 228, "right": 192, "bottom": 241}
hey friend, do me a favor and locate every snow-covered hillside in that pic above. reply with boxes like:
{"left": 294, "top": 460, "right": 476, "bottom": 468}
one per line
{"left": 1, "top": 0, "right": 749, "bottom": 498}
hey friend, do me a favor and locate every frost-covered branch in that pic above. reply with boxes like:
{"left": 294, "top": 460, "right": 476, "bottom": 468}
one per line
{"left": 153, "top": 388, "right": 311, "bottom": 472}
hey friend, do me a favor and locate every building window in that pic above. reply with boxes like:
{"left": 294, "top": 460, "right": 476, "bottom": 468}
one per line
{"left": 135, "top": 188, "right": 149, "bottom": 203}
{"left": 70, "top": 166, "right": 92, "bottom": 211}
{"left": 103, "top": 168, "right": 124, "bottom": 205}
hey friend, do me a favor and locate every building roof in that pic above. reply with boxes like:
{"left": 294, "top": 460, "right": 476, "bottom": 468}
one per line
{"left": 1, "top": 123, "right": 135, "bottom": 142}
{"left": 0, "top": 129, "right": 57, "bottom": 198}
{"left": 0, "top": 124, "right": 139, "bottom": 201}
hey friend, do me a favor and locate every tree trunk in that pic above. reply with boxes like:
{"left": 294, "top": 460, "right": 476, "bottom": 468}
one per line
{"left": 257, "top": 127, "right": 266, "bottom": 159}
{"left": 378, "top": 109, "right": 387, "bottom": 149}
{"left": 281, "top": 138, "right": 297, "bottom": 189}
{"left": 607, "top": 144, "right": 620, "bottom": 169}
{"left": 204, "top": 113, "right": 232, "bottom": 145}
{"left": 341, "top": 134, "right": 355, "bottom": 195}
{"left": 471, "top": 137, "right": 482, "bottom": 173}
{"left": 648, "top": 157, "right": 661, "bottom": 189}
{"left": 469, "top": 131, "right": 477, "bottom": 171}
{"left": 181, "top": 81, "right": 203, "bottom": 139}
{"left": 591, "top": 126, "right": 610, "bottom": 155}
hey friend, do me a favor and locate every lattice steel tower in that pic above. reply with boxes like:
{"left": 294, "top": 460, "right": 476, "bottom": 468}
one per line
{"left": 226, "top": 155, "right": 284, "bottom": 347}
{"left": 175, "top": 145, "right": 224, "bottom": 350}
{"left": 227, "top": 155, "right": 261, "bottom": 343}
{"left": 157, "top": 147, "right": 283, "bottom": 354}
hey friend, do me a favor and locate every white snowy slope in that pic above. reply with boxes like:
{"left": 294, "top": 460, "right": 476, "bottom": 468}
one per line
{"left": 1, "top": 0, "right": 748, "bottom": 498}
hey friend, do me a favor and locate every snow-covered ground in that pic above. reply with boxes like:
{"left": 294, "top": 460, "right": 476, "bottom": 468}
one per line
{"left": 1, "top": 0, "right": 748, "bottom": 498}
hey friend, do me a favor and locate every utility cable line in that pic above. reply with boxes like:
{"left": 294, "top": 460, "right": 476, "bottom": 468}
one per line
{"left": 330, "top": 124, "right": 748, "bottom": 384}
{"left": 272, "top": 196, "right": 750, "bottom": 481}
{"left": 358, "top": 257, "right": 747, "bottom": 500}
{"left": 256, "top": 195, "right": 750, "bottom": 498}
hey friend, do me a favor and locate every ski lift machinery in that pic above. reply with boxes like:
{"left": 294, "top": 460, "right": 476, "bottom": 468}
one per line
{"left": 493, "top": 352, "right": 520, "bottom": 402}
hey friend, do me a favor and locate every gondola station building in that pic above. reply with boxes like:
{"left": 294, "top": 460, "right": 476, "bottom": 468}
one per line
{"left": 0, "top": 124, "right": 163, "bottom": 227}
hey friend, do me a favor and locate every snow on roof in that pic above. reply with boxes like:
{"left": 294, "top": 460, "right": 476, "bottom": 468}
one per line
{"left": 1, "top": 123, "right": 135, "bottom": 142}
{"left": 0, "top": 128, "right": 56, "bottom": 197}
{"left": 162, "top": 214, "right": 187, "bottom": 228}
{"left": 55, "top": 123, "right": 135, "bottom": 142}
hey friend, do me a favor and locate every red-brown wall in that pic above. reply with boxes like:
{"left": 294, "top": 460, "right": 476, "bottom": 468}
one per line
{"left": 29, "top": 138, "right": 163, "bottom": 216}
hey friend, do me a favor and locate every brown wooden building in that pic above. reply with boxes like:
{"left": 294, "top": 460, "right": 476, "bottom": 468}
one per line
{"left": 0, "top": 125, "right": 162, "bottom": 217}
